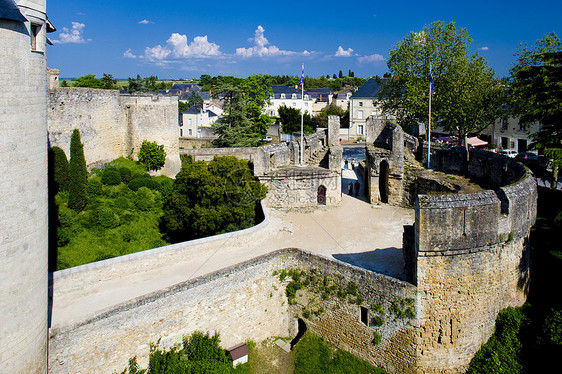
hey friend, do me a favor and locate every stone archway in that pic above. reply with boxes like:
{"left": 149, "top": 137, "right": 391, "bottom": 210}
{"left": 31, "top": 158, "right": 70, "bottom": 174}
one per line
{"left": 379, "top": 160, "right": 390, "bottom": 203}
{"left": 317, "top": 185, "right": 327, "bottom": 205}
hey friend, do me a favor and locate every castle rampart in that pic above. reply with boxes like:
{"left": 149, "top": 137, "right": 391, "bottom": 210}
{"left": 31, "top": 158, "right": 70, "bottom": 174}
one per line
{"left": 48, "top": 248, "right": 418, "bottom": 374}
{"left": 48, "top": 88, "right": 181, "bottom": 177}
{"left": 404, "top": 149, "right": 537, "bottom": 373}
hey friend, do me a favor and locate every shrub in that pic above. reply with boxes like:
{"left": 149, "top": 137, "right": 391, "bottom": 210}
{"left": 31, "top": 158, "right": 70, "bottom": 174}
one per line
{"left": 87, "top": 178, "right": 103, "bottom": 196}
{"left": 118, "top": 167, "right": 132, "bottom": 184}
{"left": 128, "top": 174, "right": 152, "bottom": 191}
{"left": 97, "top": 207, "right": 120, "bottom": 229}
{"left": 468, "top": 307, "right": 526, "bottom": 373}
{"left": 101, "top": 167, "right": 122, "bottom": 185}
{"left": 68, "top": 129, "right": 88, "bottom": 212}
{"left": 138, "top": 140, "right": 166, "bottom": 171}
{"left": 543, "top": 309, "right": 562, "bottom": 346}
{"left": 135, "top": 187, "right": 155, "bottom": 211}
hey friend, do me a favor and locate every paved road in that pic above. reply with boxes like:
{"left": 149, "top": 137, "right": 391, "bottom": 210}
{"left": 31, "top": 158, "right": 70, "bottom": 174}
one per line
{"left": 50, "top": 167, "right": 414, "bottom": 330}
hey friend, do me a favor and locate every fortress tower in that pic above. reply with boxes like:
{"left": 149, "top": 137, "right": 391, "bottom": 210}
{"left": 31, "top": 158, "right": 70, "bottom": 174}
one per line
{"left": 0, "top": 1, "right": 53, "bottom": 372}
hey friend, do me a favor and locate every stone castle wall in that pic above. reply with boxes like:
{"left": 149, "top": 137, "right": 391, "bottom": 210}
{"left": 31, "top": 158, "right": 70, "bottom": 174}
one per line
{"left": 405, "top": 150, "right": 537, "bottom": 373}
{"left": 48, "top": 88, "right": 181, "bottom": 177}
{"left": 0, "top": 1, "right": 49, "bottom": 373}
{"left": 48, "top": 249, "right": 418, "bottom": 374}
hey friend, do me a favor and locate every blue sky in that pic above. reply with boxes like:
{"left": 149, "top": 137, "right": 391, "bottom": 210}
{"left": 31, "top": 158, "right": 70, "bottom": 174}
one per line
{"left": 47, "top": 0, "right": 561, "bottom": 80}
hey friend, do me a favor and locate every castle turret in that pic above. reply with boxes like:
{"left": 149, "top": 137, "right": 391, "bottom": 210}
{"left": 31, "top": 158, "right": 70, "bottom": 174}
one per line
{"left": 0, "top": 0, "right": 52, "bottom": 372}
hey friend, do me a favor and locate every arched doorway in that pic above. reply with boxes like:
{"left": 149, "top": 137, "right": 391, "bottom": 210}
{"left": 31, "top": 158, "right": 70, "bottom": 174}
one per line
{"left": 379, "top": 160, "right": 389, "bottom": 203}
{"left": 290, "top": 319, "right": 307, "bottom": 349}
{"left": 317, "top": 185, "right": 326, "bottom": 205}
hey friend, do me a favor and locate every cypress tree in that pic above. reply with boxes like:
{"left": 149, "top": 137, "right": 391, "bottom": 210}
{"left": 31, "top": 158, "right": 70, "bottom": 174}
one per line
{"left": 51, "top": 146, "right": 70, "bottom": 192}
{"left": 68, "top": 129, "right": 88, "bottom": 212}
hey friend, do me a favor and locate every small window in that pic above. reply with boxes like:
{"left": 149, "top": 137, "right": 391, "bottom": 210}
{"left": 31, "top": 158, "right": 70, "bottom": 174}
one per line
{"left": 359, "top": 101, "right": 364, "bottom": 107}
{"left": 179, "top": 129, "right": 183, "bottom": 137}
{"left": 292, "top": 93, "right": 297, "bottom": 99}
{"left": 31, "top": 24, "right": 41, "bottom": 51}
{"left": 188, "top": 129, "right": 192, "bottom": 135}
{"left": 280, "top": 93, "right": 286, "bottom": 99}
{"left": 292, "top": 102, "right": 296, "bottom": 106}
{"left": 304, "top": 95, "right": 309, "bottom": 100}
{"left": 358, "top": 125, "right": 364, "bottom": 135}
{"left": 358, "top": 110, "right": 364, "bottom": 120}
{"left": 360, "top": 306, "right": 368, "bottom": 325}
{"left": 501, "top": 119, "right": 508, "bottom": 131}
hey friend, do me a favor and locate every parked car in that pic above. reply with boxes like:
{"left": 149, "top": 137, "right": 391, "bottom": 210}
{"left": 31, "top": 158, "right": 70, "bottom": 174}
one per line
{"left": 515, "top": 152, "right": 547, "bottom": 167}
{"left": 515, "top": 152, "right": 539, "bottom": 161}
{"left": 262, "top": 135, "right": 272, "bottom": 143}
{"left": 499, "top": 149, "right": 517, "bottom": 158}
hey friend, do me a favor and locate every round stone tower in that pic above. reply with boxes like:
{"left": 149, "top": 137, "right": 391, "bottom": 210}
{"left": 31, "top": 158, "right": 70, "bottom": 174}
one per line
{"left": 0, "top": 0, "right": 51, "bottom": 372}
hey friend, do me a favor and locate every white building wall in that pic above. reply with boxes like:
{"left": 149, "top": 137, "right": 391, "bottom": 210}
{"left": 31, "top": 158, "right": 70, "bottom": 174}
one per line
{"left": 0, "top": 1, "right": 49, "bottom": 373}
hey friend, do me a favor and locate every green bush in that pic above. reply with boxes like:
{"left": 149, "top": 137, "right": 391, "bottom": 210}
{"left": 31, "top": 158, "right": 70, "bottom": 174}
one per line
{"left": 543, "top": 309, "right": 562, "bottom": 346}
{"left": 118, "top": 167, "right": 132, "bottom": 184}
{"left": 160, "top": 156, "right": 267, "bottom": 243}
{"left": 101, "top": 167, "right": 122, "bottom": 185}
{"left": 86, "top": 178, "right": 103, "bottom": 196}
{"left": 97, "top": 207, "right": 120, "bottom": 229}
{"left": 468, "top": 307, "right": 527, "bottom": 374}
{"left": 128, "top": 175, "right": 153, "bottom": 191}
{"left": 121, "top": 331, "right": 235, "bottom": 374}
{"left": 135, "top": 187, "right": 155, "bottom": 212}
{"left": 138, "top": 140, "right": 166, "bottom": 171}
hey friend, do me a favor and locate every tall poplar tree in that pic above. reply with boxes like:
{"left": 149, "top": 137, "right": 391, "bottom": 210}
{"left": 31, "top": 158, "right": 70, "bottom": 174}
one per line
{"left": 68, "top": 129, "right": 88, "bottom": 212}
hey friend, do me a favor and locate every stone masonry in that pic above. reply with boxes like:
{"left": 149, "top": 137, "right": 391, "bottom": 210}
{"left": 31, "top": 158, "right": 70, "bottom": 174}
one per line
{"left": 1, "top": 1, "right": 50, "bottom": 372}
{"left": 48, "top": 88, "right": 181, "bottom": 177}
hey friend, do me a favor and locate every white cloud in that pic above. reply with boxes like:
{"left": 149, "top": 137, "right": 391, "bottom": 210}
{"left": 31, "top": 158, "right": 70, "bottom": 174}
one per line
{"left": 335, "top": 46, "right": 354, "bottom": 57}
{"left": 236, "top": 25, "right": 299, "bottom": 58}
{"left": 142, "top": 33, "right": 222, "bottom": 61}
{"left": 123, "top": 49, "right": 137, "bottom": 59}
{"left": 139, "top": 19, "right": 154, "bottom": 24}
{"left": 167, "top": 33, "right": 221, "bottom": 58}
{"left": 358, "top": 53, "right": 385, "bottom": 63}
{"left": 478, "top": 46, "right": 489, "bottom": 51}
{"left": 144, "top": 45, "right": 171, "bottom": 61}
{"left": 52, "top": 22, "right": 90, "bottom": 44}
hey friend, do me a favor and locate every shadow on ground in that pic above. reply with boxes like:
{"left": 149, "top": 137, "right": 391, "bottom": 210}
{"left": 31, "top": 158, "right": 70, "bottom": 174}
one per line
{"left": 333, "top": 247, "right": 406, "bottom": 280}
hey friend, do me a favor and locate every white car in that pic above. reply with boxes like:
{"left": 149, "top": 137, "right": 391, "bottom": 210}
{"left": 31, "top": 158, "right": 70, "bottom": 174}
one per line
{"left": 499, "top": 149, "right": 517, "bottom": 158}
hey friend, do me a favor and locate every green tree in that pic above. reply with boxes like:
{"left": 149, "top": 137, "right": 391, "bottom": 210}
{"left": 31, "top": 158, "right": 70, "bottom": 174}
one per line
{"left": 314, "top": 104, "right": 350, "bottom": 129}
{"left": 380, "top": 21, "right": 504, "bottom": 141}
{"left": 68, "top": 129, "right": 88, "bottom": 212}
{"left": 160, "top": 156, "right": 267, "bottom": 243}
{"left": 278, "top": 105, "right": 315, "bottom": 134}
{"left": 211, "top": 74, "right": 273, "bottom": 147}
{"left": 100, "top": 73, "right": 117, "bottom": 89}
{"left": 127, "top": 75, "right": 148, "bottom": 93}
{"left": 60, "top": 80, "right": 69, "bottom": 87}
{"left": 73, "top": 74, "right": 102, "bottom": 88}
{"left": 186, "top": 91, "right": 204, "bottom": 108}
{"left": 509, "top": 34, "right": 562, "bottom": 187}
{"left": 138, "top": 140, "right": 166, "bottom": 172}
{"left": 178, "top": 101, "right": 190, "bottom": 115}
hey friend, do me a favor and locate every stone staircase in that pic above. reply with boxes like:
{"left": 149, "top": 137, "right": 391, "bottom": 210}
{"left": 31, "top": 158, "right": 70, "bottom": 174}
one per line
{"left": 309, "top": 146, "right": 329, "bottom": 166}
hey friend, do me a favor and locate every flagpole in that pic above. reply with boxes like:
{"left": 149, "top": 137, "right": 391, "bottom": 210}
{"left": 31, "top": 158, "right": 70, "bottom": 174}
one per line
{"left": 300, "top": 64, "right": 304, "bottom": 166}
{"left": 428, "top": 63, "right": 432, "bottom": 169}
